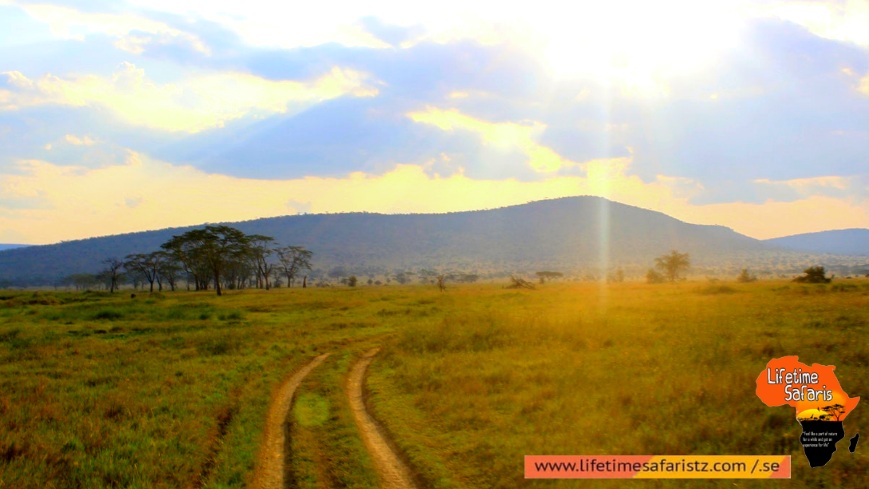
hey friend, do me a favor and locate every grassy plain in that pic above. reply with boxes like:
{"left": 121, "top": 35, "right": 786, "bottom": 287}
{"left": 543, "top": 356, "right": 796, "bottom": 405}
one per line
{"left": 0, "top": 280, "right": 867, "bottom": 488}
{"left": 368, "top": 281, "right": 868, "bottom": 488}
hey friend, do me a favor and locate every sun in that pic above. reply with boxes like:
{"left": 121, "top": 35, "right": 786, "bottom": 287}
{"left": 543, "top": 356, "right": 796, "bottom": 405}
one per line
{"left": 529, "top": 0, "right": 743, "bottom": 95}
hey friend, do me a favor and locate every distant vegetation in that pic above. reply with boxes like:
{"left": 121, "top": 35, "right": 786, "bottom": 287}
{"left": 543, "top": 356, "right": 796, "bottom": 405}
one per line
{"left": 7, "top": 197, "right": 865, "bottom": 289}
{"left": 647, "top": 250, "right": 690, "bottom": 283}
{"left": 535, "top": 271, "right": 563, "bottom": 284}
{"left": 736, "top": 268, "right": 758, "bottom": 283}
{"left": 89, "top": 225, "right": 314, "bottom": 296}
{"left": 793, "top": 265, "right": 832, "bottom": 284}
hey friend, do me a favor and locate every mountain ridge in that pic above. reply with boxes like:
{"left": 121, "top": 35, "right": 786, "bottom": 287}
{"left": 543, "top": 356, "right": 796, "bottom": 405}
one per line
{"left": 764, "top": 229, "right": 869, "bottom": 256}
{"left": 0, "top": 196, "right": 863, "bottom": 286}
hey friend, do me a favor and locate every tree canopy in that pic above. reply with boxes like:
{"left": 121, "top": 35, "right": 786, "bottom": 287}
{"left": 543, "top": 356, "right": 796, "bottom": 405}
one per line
{"left": 149, "top": 225, "right": 314, "bottom": 295}
{"left": 653, "top": 250, "right": 690, "bottom": 283}
{"left": 793, "top": 265, "right": 831, "bottom": 284}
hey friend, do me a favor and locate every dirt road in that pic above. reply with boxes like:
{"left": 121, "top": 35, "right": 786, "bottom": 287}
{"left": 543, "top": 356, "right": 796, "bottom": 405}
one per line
{"left": 348, "top": 348, "right": 419, "bottom": 489}
{"left": 251, "top": 353, "right": 330, "bottom": 489}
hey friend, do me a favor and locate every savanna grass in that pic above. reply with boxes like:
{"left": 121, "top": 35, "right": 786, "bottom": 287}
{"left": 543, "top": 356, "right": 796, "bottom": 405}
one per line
{"left": 367, "top": 280, "right": 868, "bottom": 488}
{"left": 1, "top": 281, "right": 866, "bottom": 488}
{"left": 0, "top": 287, "right": 394, "bottom": 488}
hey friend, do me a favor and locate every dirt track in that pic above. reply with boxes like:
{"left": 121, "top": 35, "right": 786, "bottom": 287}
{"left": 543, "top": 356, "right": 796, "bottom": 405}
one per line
{"left": 348, "top": 348, "right": 419, "bottom": 489}
{"left": 251, "top": 353, "right": 330, "bottom": 489}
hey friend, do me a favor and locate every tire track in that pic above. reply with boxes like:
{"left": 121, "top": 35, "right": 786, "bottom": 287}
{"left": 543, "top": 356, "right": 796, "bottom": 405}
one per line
{"left": 348, "top": 348, "right": 419, "bottom": 489}
{"left": 252, "top": 352, "right": 330, "bottom": 489}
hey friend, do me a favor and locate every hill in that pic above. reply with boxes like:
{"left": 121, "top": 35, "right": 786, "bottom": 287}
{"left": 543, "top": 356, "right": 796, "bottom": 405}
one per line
{"left": 0, "top": 196, "right": 850, "bottom": 287}
{"left": 764, "top": 229, "right": 869, "bottom": 256}
{"left": 0, "top": 244, "right": 27, "bottom": 252}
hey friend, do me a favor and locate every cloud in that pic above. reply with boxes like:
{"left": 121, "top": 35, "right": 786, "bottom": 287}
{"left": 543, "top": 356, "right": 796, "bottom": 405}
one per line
{"left": 408, "top": 107, "right": 578, "bottom": 174}
{"left": 1, "top": 63, "right": 378, "bottom": 133}
{"left": 124, "top": 0, "right": 395, "bottom": 50}
{"left": 860, "top": 73, "right": 869, "bottom": 94}
{"left": 753, "top": 174, "right": 869, "bottom": 203}
{"left": 64, "top": 134, "right": 96, "bottom": 146}
{"left": 1, "top": 1, "right": 867, "bottom": 244}
{"left": 760, "top": 0, "right": 869, "bottom": 48}
{"left": 7, "top": 0, "right": 210, "bottom": 55}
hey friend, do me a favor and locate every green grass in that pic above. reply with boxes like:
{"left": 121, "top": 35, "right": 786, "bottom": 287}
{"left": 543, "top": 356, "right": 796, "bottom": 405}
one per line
{"left": 0, "top": 281, "right": 867, "bottom": 488}
{"left": 368, "top": 281, "right": 869, "bottom": 488}
{"left": 288, "top": 348, "right": 381, "bottom": 488}
{"left": 0, "top": 288, "right": 392, "bottom": 488}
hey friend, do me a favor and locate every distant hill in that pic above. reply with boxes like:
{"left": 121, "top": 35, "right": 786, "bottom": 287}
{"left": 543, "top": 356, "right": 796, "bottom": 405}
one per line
{"left": 764, "top": 229, "right": 869, "bottom": 256}
{"left": 0, "top": 196, "right": 855, "bottom": 287}
{"left": 0, "top": 244, "right": 27, "bottom": 252}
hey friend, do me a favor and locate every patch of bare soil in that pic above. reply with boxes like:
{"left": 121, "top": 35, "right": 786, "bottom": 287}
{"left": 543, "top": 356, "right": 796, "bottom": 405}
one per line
{"left": 348, "top": 348, "right": 419, "bottom": 489}
{"left": 251, "top": 353, "right": 330, "bottom": 489}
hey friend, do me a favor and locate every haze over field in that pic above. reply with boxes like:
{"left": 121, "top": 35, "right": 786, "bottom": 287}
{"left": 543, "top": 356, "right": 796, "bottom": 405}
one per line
{"left": 1, "top": 0, "right": 868, "bottom": 244}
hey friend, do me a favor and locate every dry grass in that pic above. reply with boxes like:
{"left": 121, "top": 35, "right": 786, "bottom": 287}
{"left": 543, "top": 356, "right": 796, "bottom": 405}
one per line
{"left": 367, "top": 281, "right": 868, "bottom": 488}
{"left": 1, "top": 280, "right": 866, "bottom": 487}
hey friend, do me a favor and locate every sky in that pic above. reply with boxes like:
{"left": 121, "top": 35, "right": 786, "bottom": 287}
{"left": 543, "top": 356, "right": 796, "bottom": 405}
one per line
{"left": 1, "top": 0, "right": 868, "bottom": 244}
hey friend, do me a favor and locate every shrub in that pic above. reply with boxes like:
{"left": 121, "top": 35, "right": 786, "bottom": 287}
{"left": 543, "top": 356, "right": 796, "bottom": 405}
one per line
{"left": 736, "top": 268, "right": 757, "bottom": 283}
{"left": 793, "top": 266, "right": 831, "bottom": 283}
{"left": 646, "top": 269, "right": 665, "bottom": 284}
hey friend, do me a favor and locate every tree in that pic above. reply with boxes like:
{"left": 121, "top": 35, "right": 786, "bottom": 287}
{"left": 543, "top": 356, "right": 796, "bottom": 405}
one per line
{"left": 736, "top": 268, "right": 757, "bottom": 283}
{"left": 100, "top": 258, "right": 124, "bottom": 293}
{"left": 793, "top": 266, "right": 831, "bottom": 284}
{"left": 161, "top": 233, "right": 211, "bottom": 291}
{"left": 436, "top": 274, "right": 447, "bottom": 292}
{"left": 161, "top": 225, "right": 253, "bottom": 296}
{"left": 247, "top": 235, "right": 275, "bottom": 290}
{"left": 275, "top": 246, "right": 313, "bottom": 287}
{"left": 347, "top": 275, "right": 358, "bottom": 287}
{"left": 418, "top": 269, "right": 437, "bottom": 284}
{"left": 393, "top": 270, "right": 414, "bottom": 285}
{"left": 506, "top": 275, "right": 535, "bottom": 289}
{"left": 155, "top": 251, "right": 182, "bottom": 291}
{"left": 64, "top": 273, "right": 99, "bottom": 291}
{"left": 821, "top": 403, "right": 845, "bottom": 421}
{"left": 654, "top": 250, "right": 690, "bottom": 282}
{"left": 535, "top": 271, "right": 564, "bottom": 284}
{"left": 645, "top": 268, "right": 665, "bottom": 284}
{"left": 124, "top": 252, "right": 163, "bottom": 293}
{"left": 448, "top": 273, "right": 479, "bottom": 283}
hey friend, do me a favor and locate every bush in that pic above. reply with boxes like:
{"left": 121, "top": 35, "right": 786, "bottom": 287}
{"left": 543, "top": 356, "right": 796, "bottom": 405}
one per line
{"left": 793, "top": 266, "right": 831, "bottom": 284}
{"left": 646, "top": 269, "right": 665, "bottom": 284}
{"left": 736, "top": 268, "right": 757, "bottom": 283}
{"left": 93, "top": 308, "right": 124, "bottom": 320}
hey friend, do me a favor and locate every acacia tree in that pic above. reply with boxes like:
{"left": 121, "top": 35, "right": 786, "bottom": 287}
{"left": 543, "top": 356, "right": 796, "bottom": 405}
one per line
{"left": 654, "top": 250, "right": 691, "bottom": 282}
{"left": 161, "top": 233, "right": 209, "bottom": 291}
{"left": 124, "top": 252, "right": 163, "bottom": 293}
{"left": 275, "top": 246, "right": 312, "bottom": 287}
{"left": 247, "top": 235, "right": 275, "bottom": 290}
{"left": 436, "top": 274, "right": 446, "bottom": 292}
{"left": 161, "top": 225, "right": 253, "bottom": 296}
{"left": 155, "top": 251, "right": 182, "bottom": 291}
{"left": 821, "top": 403, "right": 846, "bottom": 421}
{"left": 535, "top": 271, "right": 563, "bottom": 284}
{"left": 100, "top": 258, "right": 125, "bottom": 293}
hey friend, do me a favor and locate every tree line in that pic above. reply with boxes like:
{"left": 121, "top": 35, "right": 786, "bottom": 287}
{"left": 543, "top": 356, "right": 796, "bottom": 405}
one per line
{"left": 64, "top": 225, "right": 313, "bottom": 296}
